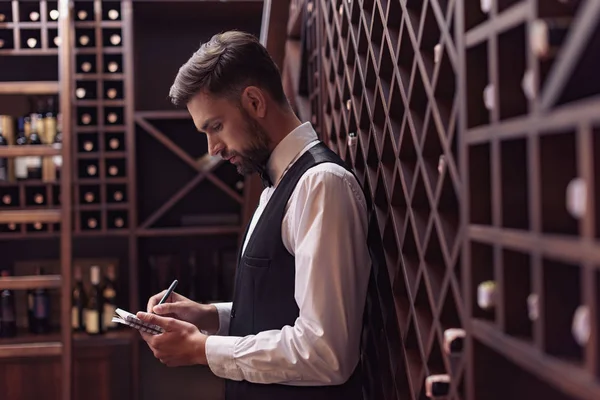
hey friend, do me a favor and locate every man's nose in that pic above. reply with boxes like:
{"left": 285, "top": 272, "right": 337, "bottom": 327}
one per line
{"left": 207, "top": 137, "right": 222, "bottom": 157}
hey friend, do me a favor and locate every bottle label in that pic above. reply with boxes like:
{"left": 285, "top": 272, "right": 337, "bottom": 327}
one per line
{"left": 84, "top": 309, "right": 100, "bottom": 334}
{"left": 15, "top": 158, "right": 27, "bottom": 178}
{"left": 104, "top": 303, "right": 117, "bottom": 328}
{"left": 72, "top": 307, "right": 80, "bottom": 329}
{"left": 27, "top": 156, "right": 42, "bottom": 168}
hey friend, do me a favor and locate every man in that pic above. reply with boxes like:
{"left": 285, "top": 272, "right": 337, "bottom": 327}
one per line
{"left": 137, "top": 30, "right": 372, "bottom": 399}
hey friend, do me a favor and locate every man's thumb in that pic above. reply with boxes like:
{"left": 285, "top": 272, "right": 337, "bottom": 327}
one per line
{"left": 136, "top": 311, "right": 171, "bottom": 330}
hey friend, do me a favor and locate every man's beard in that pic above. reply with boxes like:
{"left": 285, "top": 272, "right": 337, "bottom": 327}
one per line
{"left": 222, "top": 108, "right": 271, "bottom": 176}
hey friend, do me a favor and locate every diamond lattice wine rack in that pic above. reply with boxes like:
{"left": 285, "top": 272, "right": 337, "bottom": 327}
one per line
{"left": 283, "top": 0, "right": 600, "bottom": 399}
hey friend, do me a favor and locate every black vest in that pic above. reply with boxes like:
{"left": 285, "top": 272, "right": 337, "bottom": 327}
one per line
{"left": 225, "top": 142, "right": 364, "bottom": 400}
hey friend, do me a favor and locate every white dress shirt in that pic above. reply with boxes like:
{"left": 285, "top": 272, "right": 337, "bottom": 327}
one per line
{"left": 204, "top": 122, "right": 371, "bottom": 386}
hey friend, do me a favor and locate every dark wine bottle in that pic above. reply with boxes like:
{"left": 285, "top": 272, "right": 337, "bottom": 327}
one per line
{"left": 103, "top": 264, "right": 118, "bottom": 330}
{"left": 85, "top": 265, "right": 103, "bottom": 335}
{"left": 31, "top": 267, "right": 51, "bottom": 334}
{"left": 71, "top": 265, "right": 86, "bottom": 332}
{"left": 27, "top": 115, "right": 43, "bottom": 181}
{"left": 15, "top": 118, "right": 28, "bottom": 181}
{"left": 0, "top": 270, "right": 17, "bottom": 338}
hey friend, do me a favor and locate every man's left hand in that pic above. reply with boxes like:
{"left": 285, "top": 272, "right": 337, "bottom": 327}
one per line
{"left": 137, "top": 311, "right": 208, "bottom": 367}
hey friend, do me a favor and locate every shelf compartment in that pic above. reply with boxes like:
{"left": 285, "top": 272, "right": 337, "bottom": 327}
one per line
{"left": 500, "top": 138, "right": 529, "bottom": 230}
{"left": 0, "top": 274, "right": 61, "bottom": 290}
{"left": 0, "top": 209, "right": 61, "bottom": 224}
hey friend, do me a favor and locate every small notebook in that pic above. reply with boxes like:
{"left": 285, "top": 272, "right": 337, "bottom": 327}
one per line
{"left": 112, "top": 308, "right": 165, "bottom": 335}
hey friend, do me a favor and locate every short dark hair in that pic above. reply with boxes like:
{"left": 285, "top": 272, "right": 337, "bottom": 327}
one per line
{"left": 169, "top": 31, "right": 288, "bottom": 107}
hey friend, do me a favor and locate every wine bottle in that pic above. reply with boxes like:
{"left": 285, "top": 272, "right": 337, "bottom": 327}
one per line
{"left": 85, "top": 265, "right": 103, "bottom": 335}
{"left": 531, "top": 18, "right": 571, "bottom": 60}
{"left": 0, "top": 125, "right": 7, "bottom": 182}
{"left": 15, "top": 118, "right": 28, "bottom": 181}
{"left": 27, "top": 113, "right": 43, "bottom": 181}
{"left": 107, "top": 61, "right": 119, "bottom": 73}
{"left": 31, "top": 267, "right": 51, "bottom": 334}
{"left": 71, "top": 265, "right": 86, "bottom": 332}
{"left": 0, "top": 270, "right": 17, "bottom": 338}
{"left": 49, "top": 9, "right": 59, "bottom": 21}
{"left": 52, "top": 113, "right": 63, "bottom": 180}
{"left": 43, "top": 97, "right": 58, "bottom": 182}
{"left": 103, "top": 264, "right": 118, "bottom": 330}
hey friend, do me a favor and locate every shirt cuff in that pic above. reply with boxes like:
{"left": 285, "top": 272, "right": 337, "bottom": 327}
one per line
{"left": 214, "top": 302, "right": 232, "bottom": 336}
{"left": 205, "top": 334, "right": 244, "bottom": 381}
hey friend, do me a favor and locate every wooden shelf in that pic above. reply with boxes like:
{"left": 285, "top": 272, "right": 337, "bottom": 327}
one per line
{"left": 0, "top": 274, "right": 61, "bottom": 290}
{"left": 0, "top": 209, "right": 61, "bottom": 224}
{"left": 0, "top": 145, "right": 62, "bottom": 158}
{"left": 0, "top": 331, "right": 62, "bottom": 359}
{"left": 136, "top": 226, "right": 242, "bottom": 237}
{"left": 0, "top": 81, "right": 59, "bottom": 95}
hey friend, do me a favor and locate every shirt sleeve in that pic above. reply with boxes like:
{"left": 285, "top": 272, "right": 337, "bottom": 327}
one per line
{"left": 201, "top": 302, "right": 233, "bottom": 336}
{"left": 204, "top": 165, "right": 371, "bottom": 385}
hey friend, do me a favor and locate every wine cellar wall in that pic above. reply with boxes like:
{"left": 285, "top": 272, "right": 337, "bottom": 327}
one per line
{"left": 282, "top": 0, "right": 600, "bottom": 399}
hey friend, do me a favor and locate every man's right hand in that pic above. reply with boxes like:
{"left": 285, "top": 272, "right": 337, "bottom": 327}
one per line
{"left": 146, "top": 290, "right": 220, "bottom": 334}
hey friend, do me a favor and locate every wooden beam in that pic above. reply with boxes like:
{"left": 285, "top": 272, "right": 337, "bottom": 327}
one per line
{"left": 0, "top": 81, "right": 59, "bottom": 94}
{"left": 0, "top": 209, "right": 61, "bottom": 224}
{"left": 0, "top": 275, "right": 62, "bottom": 290}
{"left": 0, "top": 145, "right": 62, "bottom": 158}
{"left": 0, "top": 342, "right": 62, "bottom": 359}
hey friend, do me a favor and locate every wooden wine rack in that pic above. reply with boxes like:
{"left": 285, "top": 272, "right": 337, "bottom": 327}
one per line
{"left": 282, "top": 0, "right": 600, "bottom": 399}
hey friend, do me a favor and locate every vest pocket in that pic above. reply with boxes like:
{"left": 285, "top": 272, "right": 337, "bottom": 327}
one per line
{"left": 243, "top": 255, "right": 271, "bottom": 269}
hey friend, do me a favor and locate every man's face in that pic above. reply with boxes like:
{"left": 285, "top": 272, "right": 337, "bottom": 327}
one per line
{"left": 188, "top": 91, "right": 271, "bottom": 176}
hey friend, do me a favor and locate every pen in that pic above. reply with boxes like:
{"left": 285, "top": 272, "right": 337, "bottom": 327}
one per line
{"left": 157, "top": 279, "right": 178, "bottom": 306}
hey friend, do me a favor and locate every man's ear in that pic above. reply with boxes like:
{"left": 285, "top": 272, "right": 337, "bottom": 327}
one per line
{"left": 241, "top": 86, "right": 267, "bottom": 119}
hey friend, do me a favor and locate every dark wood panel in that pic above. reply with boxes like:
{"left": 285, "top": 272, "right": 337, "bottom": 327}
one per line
{"left": 0, "top": 357, "right": 62, "bottom": 400}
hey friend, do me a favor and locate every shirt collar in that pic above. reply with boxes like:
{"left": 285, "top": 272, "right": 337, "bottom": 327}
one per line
{"left": 266, "top": 122, "right": 318, "bottom": 187}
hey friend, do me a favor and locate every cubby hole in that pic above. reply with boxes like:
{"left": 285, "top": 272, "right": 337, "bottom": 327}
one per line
{"left": 106, "top": 158, "right": 126, "bottom": 179}
{"left": 20, "top": 29, "right": 41, "bottom": 49}
{"left": 500, "top": 138, "right": 529, "bottom": 230}
{"left": 379, "top": 39, "right": 394, "bottom": 101}
{"left": 76, "top": 107, "right": 98, "bottom": 127}
{"left": 538, "top": 0, "right": 582, "bottom": 18}
{"left": 357, "top": 19, "right": 369, "bottom": 74}
{"left": 361, "top": 0, "right": 375, "bottom": 27}
{"left": 426, "top": 338, "right": 447, "bottom": 380}
{"left": 24, "top": 186, "right": 47, "bottom": 207}
{"left": 372, "top": 90, "right": 386, "bottom": 148}
{"left": 353, "top": 140, "right": 367, "bottom": 187}
{"left": 0, "top": 29, "right": 15, "bottom": 50}
{"left": 19, "top": 2, "right": 41, "bottom": 23}
{"left": 415, "top": 279, "right": 435, "bottom": 347}
{"left": 25, "top": 222, "right": 49, "bottom": 233}
{"left": 434, "top": 46, "right": 456, "bottom": 133}
{"left": 420, "top": 3, "right": 442, "bottom": 81}
{"left": 422, "top": 114, "right": 444, "bottom": 191}
{"left": 103, "top": 80, "right": 124, "bottom": 100}
{"left": 387, "top": 0, "right": 402, "bottom": 52}
{"left": 466, "top": 42, "right": 489, "bottom": 128}
{"left": 104, "top": 54, "right": 123, "bottom": 74}
{"left": 497, "top": 0, "right": 522, "bottom": 13}
{"left": 366, "top": 136, "right": 379, "bottom": 192}
{"left": 388, "top": 79, "right": 405, "bottom": 147}
{"left": 106, "top": 183, "right": 127, "bottom": 204}
{"left": 77, "top": 133, "right": 99, "bottom": 154}
{"left": 554, "top": 17, "right": 600, "bottom": 108}
{"left": 350, "top": 0, "right": 360, "bottom": 38}
{"left": 104, "top": 107, "right": 124, "bottom": 126}
{"left": 397, "top": 25, "right": 414, "bottom": 88}
{"left": 336, "top": 44, "right": 345, "bottom": 77}
{"left": 383, "top": 219, "right": 400, "bottom": 283}
{"left": 77, "top": 159, "right": 99, "bottom": 179}
{"left": 76, "top": 54, "right": 96, "bottom": 74}
{"left": 473, "top": 339, "right": 580, "bottom": 400}
{"left": 411, "top": 170, "right": 431, "bottom": 248}
{"left": 75, "top": 80, "right": 97, "bottom": 101}
{"left": 0, "top": 2, "right": 13, "bottom": 23}
{"left": 48, "top": 29, "right": 59, "bottom": 49}
{"left": 75, "top": 28, "right": 95, "bottom": 48}
{"left": 346, "top": 37, "right": 356, "bottom": 68}
{"left": 498, "top": 24, "right": 528, "bottom": 120}
{"left": 105, "top": 132, "right": 125, "bottom": 152}
{"left": 364, "top": 55, "right": 378, "bottom": 113}
{"left": 390, "top": 169, "right": 407, "bottom": 239}
{"left": 0, "top": 186, "right": 19, "bottom": 208}
{"left": 370, "top": 5, "right": 384, "bottom": 61}
{"left": 399, "top": 125, "right": 417, "bottom": 192}
{"left": 470, "top": 241, "right": 495, "bottom": 321}
{"left": 107, "top": 210, "right": 128, "bottom": 230}
{"left": 540, "top": 131, "right": 578, "bottom": 236}
{"left": 468, "top": 143, "right": 492, "bottom": 225}
{"left": 543, "top": 258, "right": 583, "bottom": 365}
{"left": 438, "top": 173, "right": 459, "bottom": 254}
{"left": 80, "top": 211, "right": 102, "bottom": 231}
{"left": 52, "top": 184, "right": 60, "bottom": 206}
{"left": 381, "top": 130, "right": 395, "bottom": 192}
{"left": 74, "top": 1, "right": 94, "bottom": 21}
{"left": 102, "top": 2, "right": 122, "bottom": 21}
{"left": 103, "top": 29, "right": 122, "bottom": 47}
{"left": 440, "top": 285, "right": 461, "bottom": 334}
{"left": 502, "top": 249, "right": 533, "bottom": 341}
{"left": 464, "top": 0, "right": 488, "bottom": 31}
{"left": 405, "top": 0, "right": 423, "bottom": 31}
{"left": 79, "top": 185, "right": 101, "bottom": 205}
{"left": 403, "top": 219, "right": 420, "bottom": 295}
{"left": 424, "top": 226, "right": 446, "bottom": 306}
{"left": 408, "top": 69, "right": 428, "bottom": 138}
{"left": 405, "top": 318, "right": 425, "bottom": 394}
